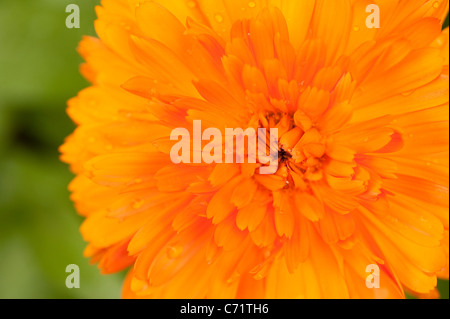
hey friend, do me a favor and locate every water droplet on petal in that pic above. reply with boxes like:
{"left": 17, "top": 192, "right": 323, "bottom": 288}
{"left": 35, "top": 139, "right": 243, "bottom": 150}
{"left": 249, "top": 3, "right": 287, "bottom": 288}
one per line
{"left": 132, "top": 199, "right": 144, "bottom": 209}
{"left": 167, "top": 245, "right": 183, "bottom": 259}
{"left": 254, "top": 273, "right": 263, "bottom": 280}
{"left": 187, "top": 0, "right": 196, "bottom": 8}
{"left": 215, "top": 14, "right": 224, "bottom": 23}
{"left": 226, "top": 272, "right": 240, "bottom": 284}
{"left": 401, "top": 90, "right": 414, "bottom": 97}
{"left": 248, "top": 1, "right": 256, "bottom": 8}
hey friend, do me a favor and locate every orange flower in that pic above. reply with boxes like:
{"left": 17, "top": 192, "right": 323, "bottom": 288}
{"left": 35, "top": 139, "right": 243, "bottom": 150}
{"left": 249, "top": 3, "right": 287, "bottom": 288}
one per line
{"left": 60, "top": 0, "right": 449, "bottom": 299}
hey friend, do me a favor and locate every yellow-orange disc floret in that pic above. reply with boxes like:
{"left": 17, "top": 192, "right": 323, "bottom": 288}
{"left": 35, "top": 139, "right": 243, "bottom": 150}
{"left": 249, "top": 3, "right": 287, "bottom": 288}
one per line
{"left": 60, "top": 0, "right": 449, "bottom": 299}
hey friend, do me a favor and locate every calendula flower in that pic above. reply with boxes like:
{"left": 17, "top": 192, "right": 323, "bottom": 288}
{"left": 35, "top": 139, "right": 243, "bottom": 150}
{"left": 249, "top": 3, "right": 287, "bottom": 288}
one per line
{"left": 60, "top": 0, "right": 449, "bottom": 299}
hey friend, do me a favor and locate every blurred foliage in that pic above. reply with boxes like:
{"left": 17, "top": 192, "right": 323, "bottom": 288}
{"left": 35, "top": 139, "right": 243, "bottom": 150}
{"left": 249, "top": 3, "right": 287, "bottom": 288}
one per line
{"left": 0, "top": 0, "right": 124, "bottom": 298}
{"left": 0, "top": 0, "right": 448, "bottom": 299}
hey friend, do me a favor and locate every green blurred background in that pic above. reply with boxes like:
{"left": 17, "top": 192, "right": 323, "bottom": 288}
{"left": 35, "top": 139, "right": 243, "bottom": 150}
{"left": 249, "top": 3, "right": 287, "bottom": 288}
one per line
{"left": 0, "top": 0, "right": 448, "bottom": 299}
{"left": 0, "top": 0, "right": 124, "bottom": 298}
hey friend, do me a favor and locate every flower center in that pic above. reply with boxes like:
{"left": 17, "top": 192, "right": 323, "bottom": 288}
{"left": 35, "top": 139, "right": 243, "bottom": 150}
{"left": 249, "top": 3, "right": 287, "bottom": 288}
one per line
{"left": 256, "top": 110, "right": 327, "bottom": 190}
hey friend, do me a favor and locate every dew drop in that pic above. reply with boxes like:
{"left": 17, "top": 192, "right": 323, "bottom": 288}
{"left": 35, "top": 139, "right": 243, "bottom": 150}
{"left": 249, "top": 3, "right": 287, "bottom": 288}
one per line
{"left": 132, "top": 199, "right": 144, "bottom": 209}
{"left": 167, "top": 245, "right": 183, "bottom": 259}
{"left": 433, "top": 1, "right": 440, "bottom": 9}
{"left": 248, "top": 1, "right": 256, "bottom": 8}
{"left": 254, "top": 273, "right": 264, "bottom": 280}
{"left": 401, "top": 90, "right": 414, "bottom": 97}
{"left": 187, "top": 0, "right": 196, "bottom": 9}
{"left": 226, "top": 272, "right": 240, "bottom": 284}
{"left": 353, "top": 25, "right": 360, "bottom": 32}
{"left": 215, "top": 13, "right": 224, "bottom": 23}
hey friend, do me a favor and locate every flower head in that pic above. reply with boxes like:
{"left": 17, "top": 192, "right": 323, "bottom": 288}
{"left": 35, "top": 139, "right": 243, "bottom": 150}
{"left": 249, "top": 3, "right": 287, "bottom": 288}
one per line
{"left": 61, "top": 0, "right": 449, "bottom": 298}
